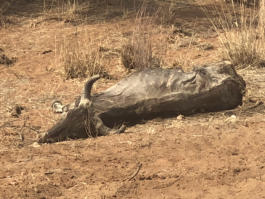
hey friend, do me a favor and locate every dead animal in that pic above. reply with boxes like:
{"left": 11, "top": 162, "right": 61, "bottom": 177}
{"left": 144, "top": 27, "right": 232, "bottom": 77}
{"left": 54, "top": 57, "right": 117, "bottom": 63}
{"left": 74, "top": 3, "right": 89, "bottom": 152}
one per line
{"left": 38, "top": 61, "right": 246, "bottom": 143}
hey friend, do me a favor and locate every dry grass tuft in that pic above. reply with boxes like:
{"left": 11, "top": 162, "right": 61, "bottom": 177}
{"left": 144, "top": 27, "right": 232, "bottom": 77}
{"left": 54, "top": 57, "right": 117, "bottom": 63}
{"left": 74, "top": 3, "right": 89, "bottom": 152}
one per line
{"left": 156, "top": 0, "right": 177, "bottom": 25}
{"left": 121, "top": 41, "right": 155, "bottom": 70}
{"left": 42, "top": 0, "right": 87, "bottom": 24}
{"left": 0, "top": 16, "right": 15, "bottom": 28}
{"left": 58, "top": 32, "right": 105, "bottom": 79}
{"left": 121, "top": 4, "right": 161, "bottom": 71}
{"left": 0, "top": 0, "right": 16, "bottom": 28}
{"left": 41, "top": 0, "right": 143, "bottom": 24}
{"left": 206, "top": 0, "right": 265, "bottom": 68}
{"left": 171, "top": 54, "right": 193, "bottom": 71}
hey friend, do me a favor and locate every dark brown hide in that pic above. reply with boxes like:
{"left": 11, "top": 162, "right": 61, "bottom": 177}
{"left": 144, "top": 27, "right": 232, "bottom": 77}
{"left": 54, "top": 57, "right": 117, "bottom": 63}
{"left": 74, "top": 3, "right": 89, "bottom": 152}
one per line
{"left": 39, "top": 105, "right": 92, "bottom": 143}
{"left": 39, "top": 61, "right": 245, "bottom": 143}
{"left": 93, "top": 62, "right": 245, "bottom": 127}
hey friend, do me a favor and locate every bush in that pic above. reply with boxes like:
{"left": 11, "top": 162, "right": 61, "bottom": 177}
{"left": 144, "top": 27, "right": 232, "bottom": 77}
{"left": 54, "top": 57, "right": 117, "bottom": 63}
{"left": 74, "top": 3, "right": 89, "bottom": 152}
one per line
{"left": 59, "top": 34, "right": 105, "bottom": 79}
{"left": 121, "top": 4, "right": 161, "bottom": 71}
{"left": 207, "top": 0, "right": 265, "bottom": 68}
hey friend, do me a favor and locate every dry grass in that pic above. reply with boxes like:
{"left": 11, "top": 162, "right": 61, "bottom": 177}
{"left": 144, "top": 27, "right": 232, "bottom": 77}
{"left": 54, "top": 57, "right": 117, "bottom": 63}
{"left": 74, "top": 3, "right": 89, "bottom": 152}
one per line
{"left": 41, "top": 0, "right": 144, "bottom": 24}
{"left": 155, "top": 0, "right": 178, "bottom": 25}
{"left": 42, "top": 0, "right": 89, "bottom": 24}
{"left": 44, "top": 0, "right": 163, "bottom": 74}
{"left": 57, "top": 31, "right": 105, "bottom": 79}
{"left": 0, "top": 16, "right": 13, "bottom": 28}
{"left": 206, "top": 0, "right": 265, "bottom": 68}
{"left": 45, "top": 0, "right": 195, "bottom": 72}
{"left": 0, "top": 0, "right": 16, "bottom": 28}
{"left": 121, "top": 39, "right": 155, "bottom": 70}
{"left": 121, "top": 4, "right": 161, "bottom": 71}
{"left": 171, "top": 53, "right": 194, "bottom": 71}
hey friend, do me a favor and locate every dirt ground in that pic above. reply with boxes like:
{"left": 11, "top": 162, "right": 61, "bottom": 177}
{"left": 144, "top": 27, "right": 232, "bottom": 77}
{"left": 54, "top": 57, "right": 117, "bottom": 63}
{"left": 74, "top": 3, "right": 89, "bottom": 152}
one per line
{"left": 1, "top": 0, "right": 265, "bottom": 198}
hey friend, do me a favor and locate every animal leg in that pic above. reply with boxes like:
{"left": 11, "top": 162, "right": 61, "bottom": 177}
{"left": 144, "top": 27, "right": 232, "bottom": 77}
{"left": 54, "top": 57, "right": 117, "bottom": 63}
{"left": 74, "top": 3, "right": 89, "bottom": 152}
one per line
{"left": 94, "top": 115, "right": 126, "bottom": 136}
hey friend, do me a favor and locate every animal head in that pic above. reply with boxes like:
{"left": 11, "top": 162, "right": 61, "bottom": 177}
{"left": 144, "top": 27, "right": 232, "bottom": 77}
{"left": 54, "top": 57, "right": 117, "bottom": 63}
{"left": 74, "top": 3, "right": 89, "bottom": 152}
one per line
{"left": 39, "top": 75, "right": 101, "bottom": 143}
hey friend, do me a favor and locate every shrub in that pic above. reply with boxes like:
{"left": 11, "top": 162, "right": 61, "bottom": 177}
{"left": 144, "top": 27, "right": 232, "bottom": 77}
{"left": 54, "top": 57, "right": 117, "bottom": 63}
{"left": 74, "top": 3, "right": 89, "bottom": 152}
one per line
{"left": 206, "top": 0, "right": 265, "bottom": 68}
{"left": 59, "top": 34, "right": 105, "bottom": 79}
{"left": 121, "top": 3, "right": 161, "bottom": 71}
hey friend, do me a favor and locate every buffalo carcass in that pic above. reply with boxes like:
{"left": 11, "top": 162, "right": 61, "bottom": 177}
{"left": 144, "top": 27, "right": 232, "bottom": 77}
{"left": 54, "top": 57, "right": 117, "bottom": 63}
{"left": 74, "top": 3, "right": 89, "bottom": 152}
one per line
{"left": 38, "top": 61, "right": 246, "bottom": 143}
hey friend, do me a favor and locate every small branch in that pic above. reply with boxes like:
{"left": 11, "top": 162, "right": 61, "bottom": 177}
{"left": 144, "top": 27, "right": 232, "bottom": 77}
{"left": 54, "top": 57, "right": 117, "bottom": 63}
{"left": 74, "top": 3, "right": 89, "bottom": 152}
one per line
{"left": 123, "top": 162, "right": 142, "bottom": 181}
{"left": 0, "top": 120, "right": 20, "bottom": 129}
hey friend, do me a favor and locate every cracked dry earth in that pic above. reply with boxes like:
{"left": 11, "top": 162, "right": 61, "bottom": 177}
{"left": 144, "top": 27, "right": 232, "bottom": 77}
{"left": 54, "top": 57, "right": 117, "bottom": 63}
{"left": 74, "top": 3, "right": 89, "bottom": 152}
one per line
{"left": 1, "top": 0, "right": 265, "bottom": 198}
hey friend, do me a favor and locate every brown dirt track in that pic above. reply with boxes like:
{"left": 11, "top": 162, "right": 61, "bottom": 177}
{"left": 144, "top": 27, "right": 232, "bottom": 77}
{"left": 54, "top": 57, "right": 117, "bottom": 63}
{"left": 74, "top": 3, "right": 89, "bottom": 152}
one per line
{"left": 1, "top": 0, "right": 265, "bottom": 198}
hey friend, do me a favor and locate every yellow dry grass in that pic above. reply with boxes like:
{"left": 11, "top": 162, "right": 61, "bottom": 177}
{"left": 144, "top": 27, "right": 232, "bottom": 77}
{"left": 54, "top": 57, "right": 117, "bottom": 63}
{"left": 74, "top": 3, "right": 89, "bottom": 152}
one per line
{"left": 58, "top": 31, "right": 105, "bottom": 79}
{"left": 205, "top": 0, "right": 265, "bottom": 68}
{"left": 121, "top": 5, "right": 157, "bottom": 71}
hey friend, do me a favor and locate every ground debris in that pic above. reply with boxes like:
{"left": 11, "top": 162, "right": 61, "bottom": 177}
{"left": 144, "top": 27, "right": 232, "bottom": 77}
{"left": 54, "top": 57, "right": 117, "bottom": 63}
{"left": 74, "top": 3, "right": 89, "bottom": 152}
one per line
{"left": 0, "top": 49, "right": 16, "bottom": 66}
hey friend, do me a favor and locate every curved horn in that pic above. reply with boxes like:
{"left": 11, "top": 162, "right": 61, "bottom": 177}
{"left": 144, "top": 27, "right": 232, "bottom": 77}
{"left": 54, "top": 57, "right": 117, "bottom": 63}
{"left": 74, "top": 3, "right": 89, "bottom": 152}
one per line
{"left": 83, "top": 74, "right": 101, "bottom": 100}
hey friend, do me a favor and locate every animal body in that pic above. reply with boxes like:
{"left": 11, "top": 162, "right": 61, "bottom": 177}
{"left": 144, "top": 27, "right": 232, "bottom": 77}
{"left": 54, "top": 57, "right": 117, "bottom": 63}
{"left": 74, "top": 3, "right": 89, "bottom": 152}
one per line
{"left": 39, "top": 61, "right": 245, "bottom": 143}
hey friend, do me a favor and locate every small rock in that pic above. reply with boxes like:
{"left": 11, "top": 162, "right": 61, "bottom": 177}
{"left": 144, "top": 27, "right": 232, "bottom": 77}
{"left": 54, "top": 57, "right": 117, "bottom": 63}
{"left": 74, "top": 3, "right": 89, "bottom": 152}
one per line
{"left": 42, "top": 50, "right": 52, "bottom": 54}
{"left": 177, "top": 114, "right": 184, "bottom": 120}
{"left": 224, "top": 111, "right": 235, "bottom": 117}
{"left": 11, "top": 104, "right": 24, "bottom": 117}
{"left": 225, "top": 114, "right": 237, "bottom": 123}
{"left": 31, "top": 142, "right": 41, "bottom": 148}
{"left": 172, "top": 27, "right": 193, "bottom": 37}
{"left": 0, "top": 53, "right": 17, "bottom": 66}
{"left": 233, "top": 168, "right": 241, "bottom": 174}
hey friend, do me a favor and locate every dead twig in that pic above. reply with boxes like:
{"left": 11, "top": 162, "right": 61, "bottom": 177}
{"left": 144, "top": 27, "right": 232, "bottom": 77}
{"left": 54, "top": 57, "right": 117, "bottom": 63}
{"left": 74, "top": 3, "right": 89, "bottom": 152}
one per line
{"left": 27, "top": 126, "right": 41, "bottom": 134}
{"left": 0, "top": 120, "right": 20, "bottom": 129}
{"left": 242, "top": 100, "right": 264, "bottom": 111}
{"left": 123, "top": 162, "right": 142, "bottom": 181}
{"left": 45, "top": 171, "right": 54, "bottom": 175}
{"left": 18, "top": 120, "right": 26, "bottom": 142}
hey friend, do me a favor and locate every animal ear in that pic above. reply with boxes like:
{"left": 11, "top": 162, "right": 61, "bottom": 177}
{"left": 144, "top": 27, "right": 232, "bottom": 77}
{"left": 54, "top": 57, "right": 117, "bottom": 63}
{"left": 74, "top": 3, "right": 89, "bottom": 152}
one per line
{"left": 83, "top": 75, "right": 101, "bottom": 100}
{"left": 62, "top": 104, "right": 70, "bottom": 112}
{"left": 52, "top": 101, "right": 64, "bottom": 113}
